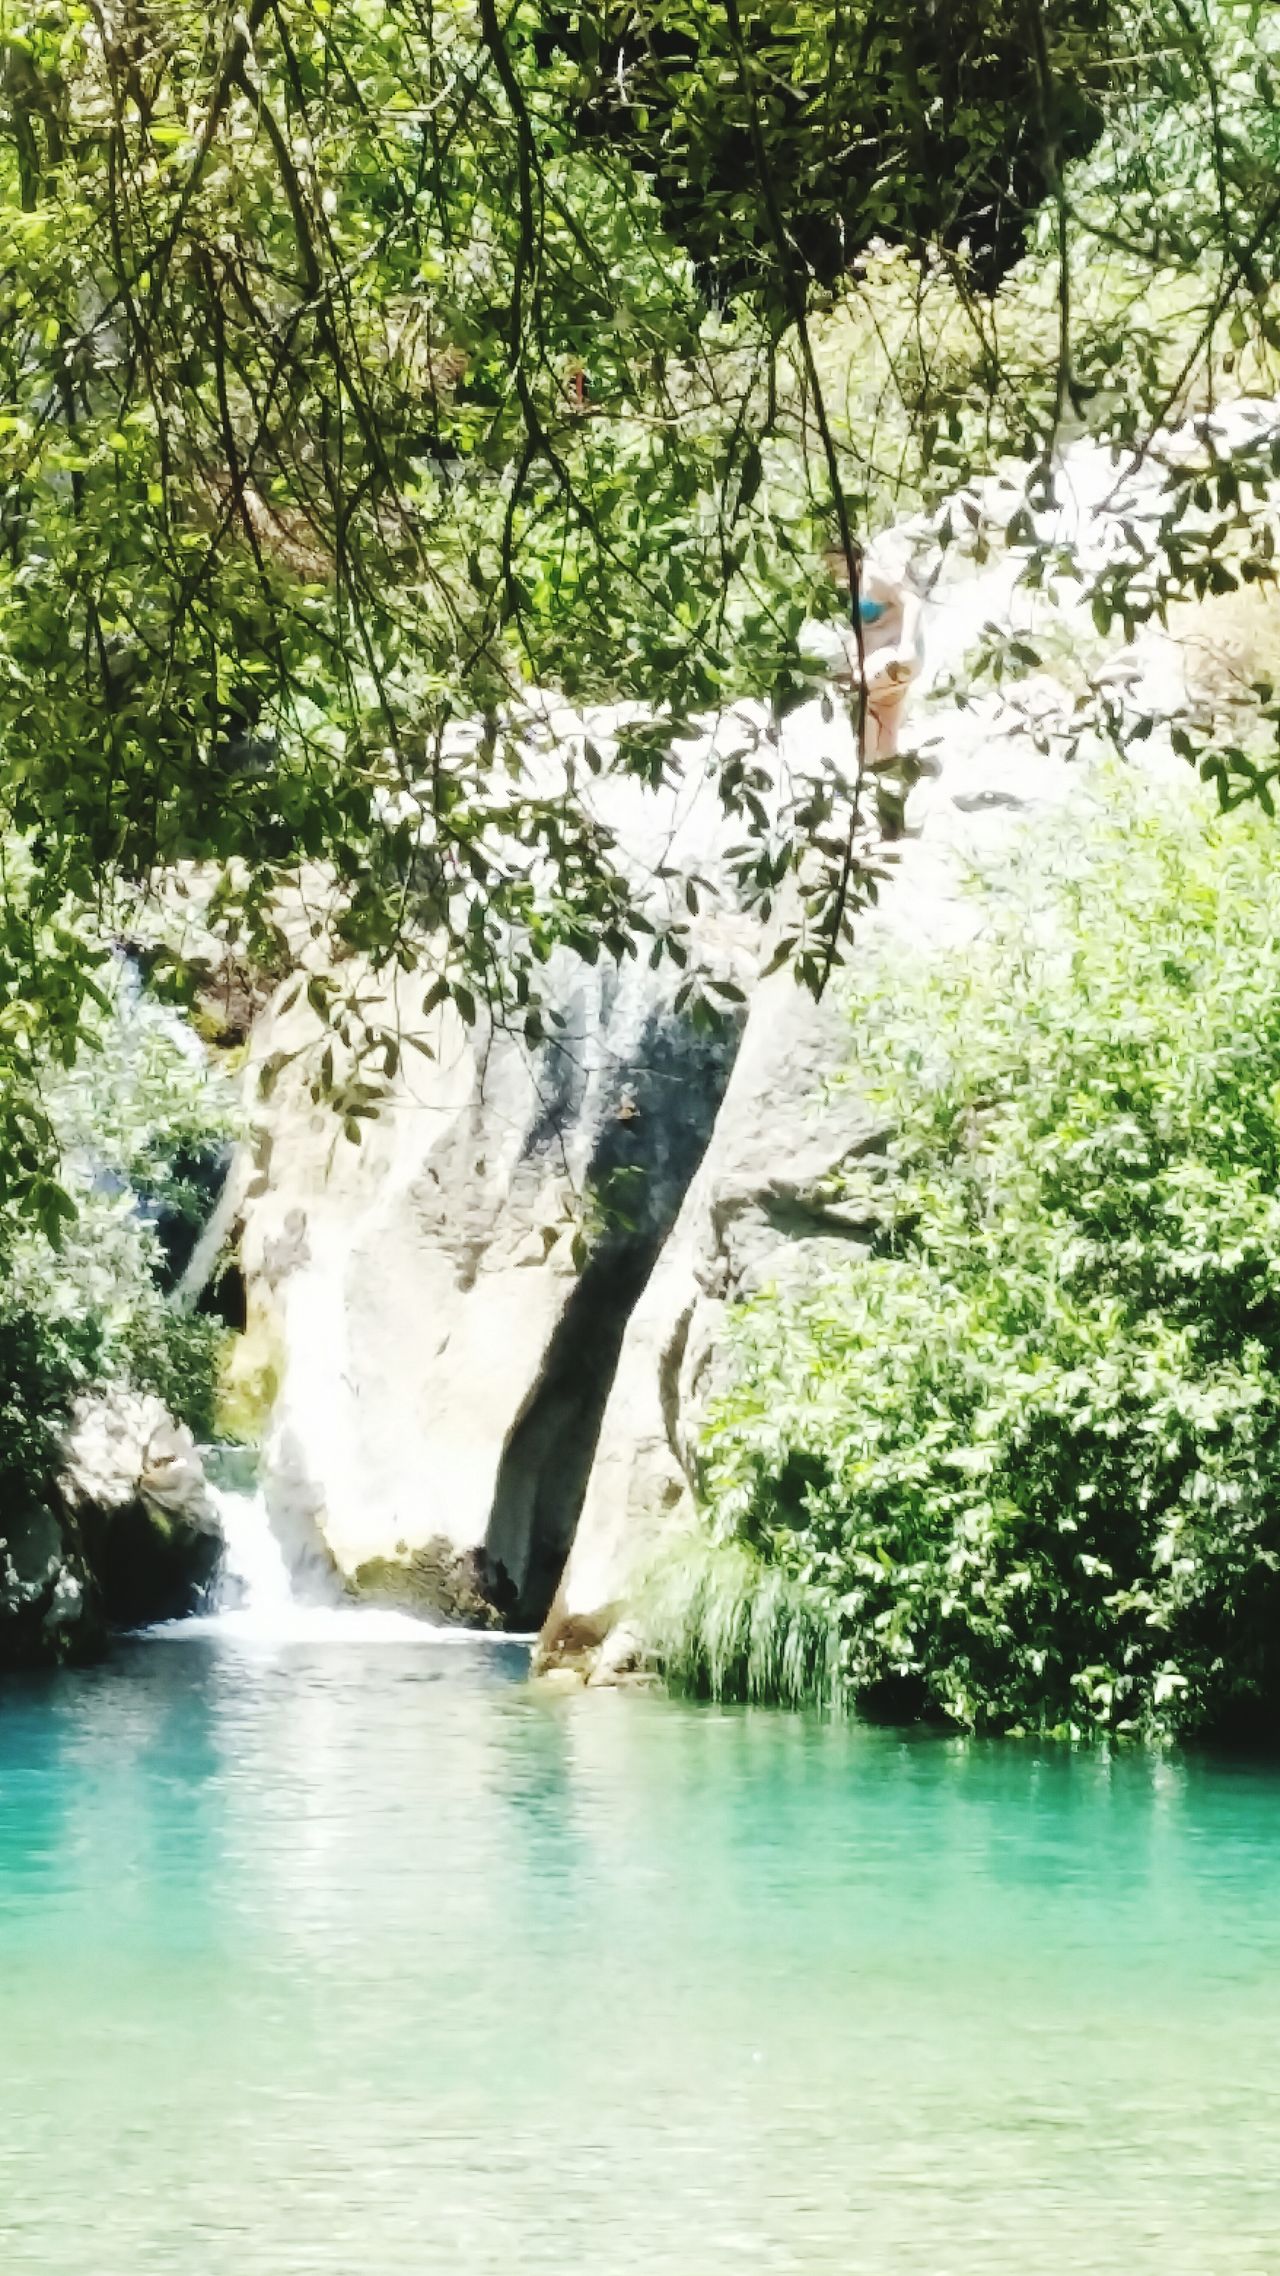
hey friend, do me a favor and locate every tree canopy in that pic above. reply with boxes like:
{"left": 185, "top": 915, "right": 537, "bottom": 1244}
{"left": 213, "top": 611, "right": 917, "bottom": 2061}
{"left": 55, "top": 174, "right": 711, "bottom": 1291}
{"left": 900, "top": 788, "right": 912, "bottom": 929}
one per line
{"left": 0, "top": 0, "right": 1278, "bottom": 1233}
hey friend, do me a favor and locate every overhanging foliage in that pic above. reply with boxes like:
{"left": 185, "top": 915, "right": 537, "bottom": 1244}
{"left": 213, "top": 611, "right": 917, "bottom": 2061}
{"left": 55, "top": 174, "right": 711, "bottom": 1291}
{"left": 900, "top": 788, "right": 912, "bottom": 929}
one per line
{"left": 0, "top": 0, "right": 1277, "bottom": 1232}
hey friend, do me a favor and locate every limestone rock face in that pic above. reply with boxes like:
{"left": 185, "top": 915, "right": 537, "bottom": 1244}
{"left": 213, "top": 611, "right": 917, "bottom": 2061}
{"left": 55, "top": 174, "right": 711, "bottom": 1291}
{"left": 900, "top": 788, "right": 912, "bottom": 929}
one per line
{"left": 59, "top": 1387, "right": 222, "bottom": 1629}
{"left": 237, "top": 704, "right": 795, "bottom": 1621}
{"left": 244, "top": 933, "right": 747, "bottom": 1627}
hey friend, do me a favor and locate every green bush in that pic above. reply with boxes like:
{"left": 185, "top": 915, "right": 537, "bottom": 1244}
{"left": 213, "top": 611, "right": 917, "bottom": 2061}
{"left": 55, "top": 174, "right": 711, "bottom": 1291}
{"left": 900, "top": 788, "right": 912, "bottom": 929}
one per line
{"left": 0, "top": 956, "right": 233, "bottom": 1505}
{"left": 680, "top": 772, "right": 1280, "bottom": 1739}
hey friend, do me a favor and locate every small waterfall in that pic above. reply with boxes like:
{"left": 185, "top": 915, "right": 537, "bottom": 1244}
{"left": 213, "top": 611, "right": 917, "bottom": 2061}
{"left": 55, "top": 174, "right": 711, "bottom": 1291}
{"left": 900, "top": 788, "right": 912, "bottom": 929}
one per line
{"left": 142, "top": 1472, "right": 486, "bottom": 1643}
{"left": 209, "top": 1485, "right": 297, "bottom": 1619}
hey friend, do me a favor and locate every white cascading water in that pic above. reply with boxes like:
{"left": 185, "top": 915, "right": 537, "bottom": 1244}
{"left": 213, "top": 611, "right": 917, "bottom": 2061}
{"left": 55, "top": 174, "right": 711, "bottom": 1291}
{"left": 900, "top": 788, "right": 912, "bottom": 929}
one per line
{"left": 208, "top": 1484, "right": 298, "bottom": 1621}
{"left": 143, "top": 1482, "right": 475, "bottom": 1643}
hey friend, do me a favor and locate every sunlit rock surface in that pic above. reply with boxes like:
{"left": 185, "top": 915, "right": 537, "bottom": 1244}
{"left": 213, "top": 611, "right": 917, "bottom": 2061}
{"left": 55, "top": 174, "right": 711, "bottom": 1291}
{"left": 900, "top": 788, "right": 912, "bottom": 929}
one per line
{"left": 241, "top": 711, "right": 770, "bottom": 1625}
{"left": 60, "top": 1387, "right": 222, "bottom": 1631}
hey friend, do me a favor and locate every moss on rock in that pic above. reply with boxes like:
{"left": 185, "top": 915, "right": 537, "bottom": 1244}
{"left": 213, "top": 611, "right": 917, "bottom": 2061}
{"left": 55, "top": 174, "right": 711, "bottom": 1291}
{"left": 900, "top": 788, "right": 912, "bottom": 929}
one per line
{"left": 351, "top": 1538, "right": 516, "bottom": 1629}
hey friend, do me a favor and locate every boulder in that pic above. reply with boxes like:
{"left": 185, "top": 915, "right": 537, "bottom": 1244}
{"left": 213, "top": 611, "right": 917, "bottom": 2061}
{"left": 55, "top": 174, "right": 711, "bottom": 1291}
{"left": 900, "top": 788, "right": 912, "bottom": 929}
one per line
{"left": 2, "top": 1386, "right": 224, "bottom": 1668}
{"left": 59, "top": 1386, "right": 222, "bottom": 1629}
{"left": 351, "top": 1539, "right": 513, "bottom": 1628}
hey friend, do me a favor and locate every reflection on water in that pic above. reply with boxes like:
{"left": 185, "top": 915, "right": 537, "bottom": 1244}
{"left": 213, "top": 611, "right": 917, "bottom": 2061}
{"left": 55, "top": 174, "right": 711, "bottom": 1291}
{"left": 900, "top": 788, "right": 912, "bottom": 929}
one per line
{"left": 3, "top": 1640, "right": 1280, "bottom": 2272}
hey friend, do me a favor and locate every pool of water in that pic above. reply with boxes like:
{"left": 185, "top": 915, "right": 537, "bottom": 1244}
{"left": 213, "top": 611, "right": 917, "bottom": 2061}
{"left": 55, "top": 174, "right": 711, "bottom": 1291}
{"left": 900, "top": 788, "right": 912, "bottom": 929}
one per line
{"left": 2, "top": 1637, "right": 1280, "bottom": 2273}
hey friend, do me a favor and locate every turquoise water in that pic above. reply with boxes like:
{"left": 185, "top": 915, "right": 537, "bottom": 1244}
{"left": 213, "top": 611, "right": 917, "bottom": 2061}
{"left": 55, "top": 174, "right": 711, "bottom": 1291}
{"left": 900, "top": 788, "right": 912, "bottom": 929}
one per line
{"left": 3, "top": 1639, "right": 1280, "bottom": 2273}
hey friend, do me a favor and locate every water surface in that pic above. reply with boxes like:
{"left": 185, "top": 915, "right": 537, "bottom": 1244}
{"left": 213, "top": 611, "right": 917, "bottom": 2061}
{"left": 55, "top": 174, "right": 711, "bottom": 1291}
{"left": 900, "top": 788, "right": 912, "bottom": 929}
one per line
{"left": 2, "top": 1638, "right": 1279, "bottom": 2272}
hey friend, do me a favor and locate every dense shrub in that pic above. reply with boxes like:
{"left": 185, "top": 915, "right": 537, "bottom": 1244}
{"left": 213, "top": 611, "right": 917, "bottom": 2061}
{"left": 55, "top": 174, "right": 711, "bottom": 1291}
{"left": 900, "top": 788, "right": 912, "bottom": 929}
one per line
{"left": 672, "top": 773, "right": 1280, "bottom": 1739}
{"left": 0, "top": 959, "right": 231, "bottom": 1507}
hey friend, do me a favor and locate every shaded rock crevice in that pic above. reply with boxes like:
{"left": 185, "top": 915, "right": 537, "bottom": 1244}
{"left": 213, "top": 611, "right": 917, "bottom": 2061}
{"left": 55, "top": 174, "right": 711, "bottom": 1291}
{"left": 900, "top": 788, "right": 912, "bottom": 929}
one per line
{"left": 657, "top": 1297, "right": 696, "bottom": 1479}
{"left": 485, "top": 1245, "right": 656, "bottom": 1628}
{"left": 485, "top": 1005, "right": 747, "bottom": 1629}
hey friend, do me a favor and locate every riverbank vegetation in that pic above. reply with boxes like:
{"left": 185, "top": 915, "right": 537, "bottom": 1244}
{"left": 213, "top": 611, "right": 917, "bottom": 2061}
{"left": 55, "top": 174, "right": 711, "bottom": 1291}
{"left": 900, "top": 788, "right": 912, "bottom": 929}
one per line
{"left": 662, "top": 775, "right": 1280, "bottom": 1740}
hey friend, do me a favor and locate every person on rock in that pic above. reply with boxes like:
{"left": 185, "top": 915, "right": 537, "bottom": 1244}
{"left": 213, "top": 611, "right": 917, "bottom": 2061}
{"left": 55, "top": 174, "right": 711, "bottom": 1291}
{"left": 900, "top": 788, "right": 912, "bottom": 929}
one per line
{"left": 822, "top": 543, "right": 926, "bottom": 769}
